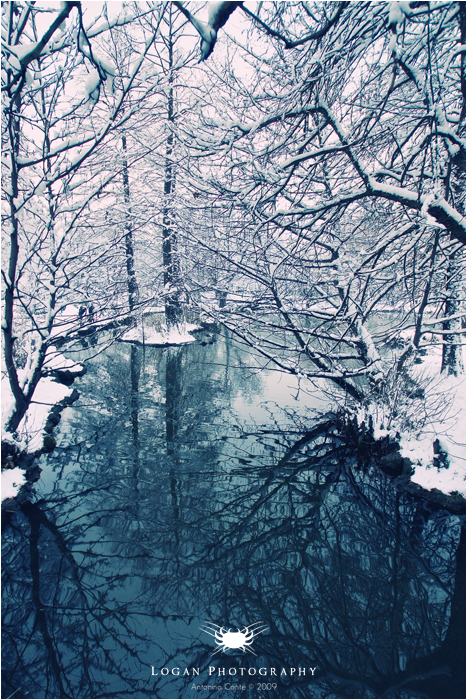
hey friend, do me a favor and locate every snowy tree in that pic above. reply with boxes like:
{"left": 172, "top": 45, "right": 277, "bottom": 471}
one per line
{"left": 160, "top": 6, "right": 185, "bottom": 331}
{"left": 1, "top": 1, "right": 168, "bottom": 433}
{"left": 181, "top": 0, "right": 465, "bottom": 397}
{"left": 2, "top": 0, "right": 465, "bottom": 437}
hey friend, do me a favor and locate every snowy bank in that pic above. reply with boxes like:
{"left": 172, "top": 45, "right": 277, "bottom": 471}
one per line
{"left": 356, "top": 344, "right": 465, "bottom": 499}
{"left": 2, "top": 350, "right": 84, "bottom": 453}
{"left": 119, "top": 323, "right": 200, "bottom": 346}
{"left": 400, "top": 373, "right": 465, "bottom": 497}
{"left": 1, "top": 467, "right": 27, "bottom": 501}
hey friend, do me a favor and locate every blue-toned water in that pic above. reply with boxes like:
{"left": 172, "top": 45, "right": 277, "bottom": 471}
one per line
{"left": 2, "top": 331, "right": 465, "bottom": 699}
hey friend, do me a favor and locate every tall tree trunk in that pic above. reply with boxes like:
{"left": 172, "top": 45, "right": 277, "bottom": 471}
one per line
{"left": 122, "top": 135, "right": 139, "bottom": 312}
{"left": 162, "top": 28, "right": 182, "bottom": 331}
{"left": 6, "top": 65, "right": 60, "bottom": 434}
{"left": 441, "top": 249, "right": 465, "bottom": 376}
{"left": 3, "top": 43, "right": 28, "bottom": 433}
{"left": 440, "top": 3, "right": 465, "bottom": 376}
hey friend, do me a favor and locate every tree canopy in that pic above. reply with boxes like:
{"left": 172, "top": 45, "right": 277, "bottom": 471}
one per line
{"left": 2, "top": 1, "right": 465, "bottom": 438}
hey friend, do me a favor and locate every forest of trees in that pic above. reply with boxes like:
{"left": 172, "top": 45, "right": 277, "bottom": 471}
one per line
{"left": 2, "top": 1, "right": 465, "bottom": 437}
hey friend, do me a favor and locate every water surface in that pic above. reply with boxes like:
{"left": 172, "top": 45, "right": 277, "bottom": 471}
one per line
{"left": 2, "top": 332, "right": 465, "bottom": 699}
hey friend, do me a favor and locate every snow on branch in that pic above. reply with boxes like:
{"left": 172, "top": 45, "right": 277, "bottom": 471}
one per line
{"left": 241, "top": 1, "right": 348, "bottom": 49}
{"left": 174, "top": 1, "right": 243, "bottom": 61}
{"left": 4, "top": 2, "right": 79, "bottom": 91}
{"left": 367, "top": 179, "right": 466, "bottom": 245}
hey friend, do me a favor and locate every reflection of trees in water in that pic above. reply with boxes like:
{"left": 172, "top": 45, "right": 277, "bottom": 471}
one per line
{"left": 2, "top": 343, "right": 463, "bottom": 699}
{"left": 198, "top": 424, "right": 462, "bottom": 698}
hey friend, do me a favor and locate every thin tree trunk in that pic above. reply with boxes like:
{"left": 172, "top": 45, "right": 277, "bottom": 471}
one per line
{"left": 122, "top": 135, "right": 139, "bottom": 312}
{"left": 396, "top": 233, "right": 440, "bottom": 373}
{"left": 162, "top": 28, "right": 182, "bottom": 331}
{"left": 3, "top": 57, "right": 28, "bottom": 433}
{"left": 441, "top": 249, "right": 465, "bottom": 376}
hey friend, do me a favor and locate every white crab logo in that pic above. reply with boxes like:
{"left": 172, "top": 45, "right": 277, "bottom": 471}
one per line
{"left": 201, "top": 621, "right": 268, "bottom": 656}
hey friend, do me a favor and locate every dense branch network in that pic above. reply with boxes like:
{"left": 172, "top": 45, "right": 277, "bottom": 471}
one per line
{"left": 1, "top": 0, "right": 465, "bottom": 441}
